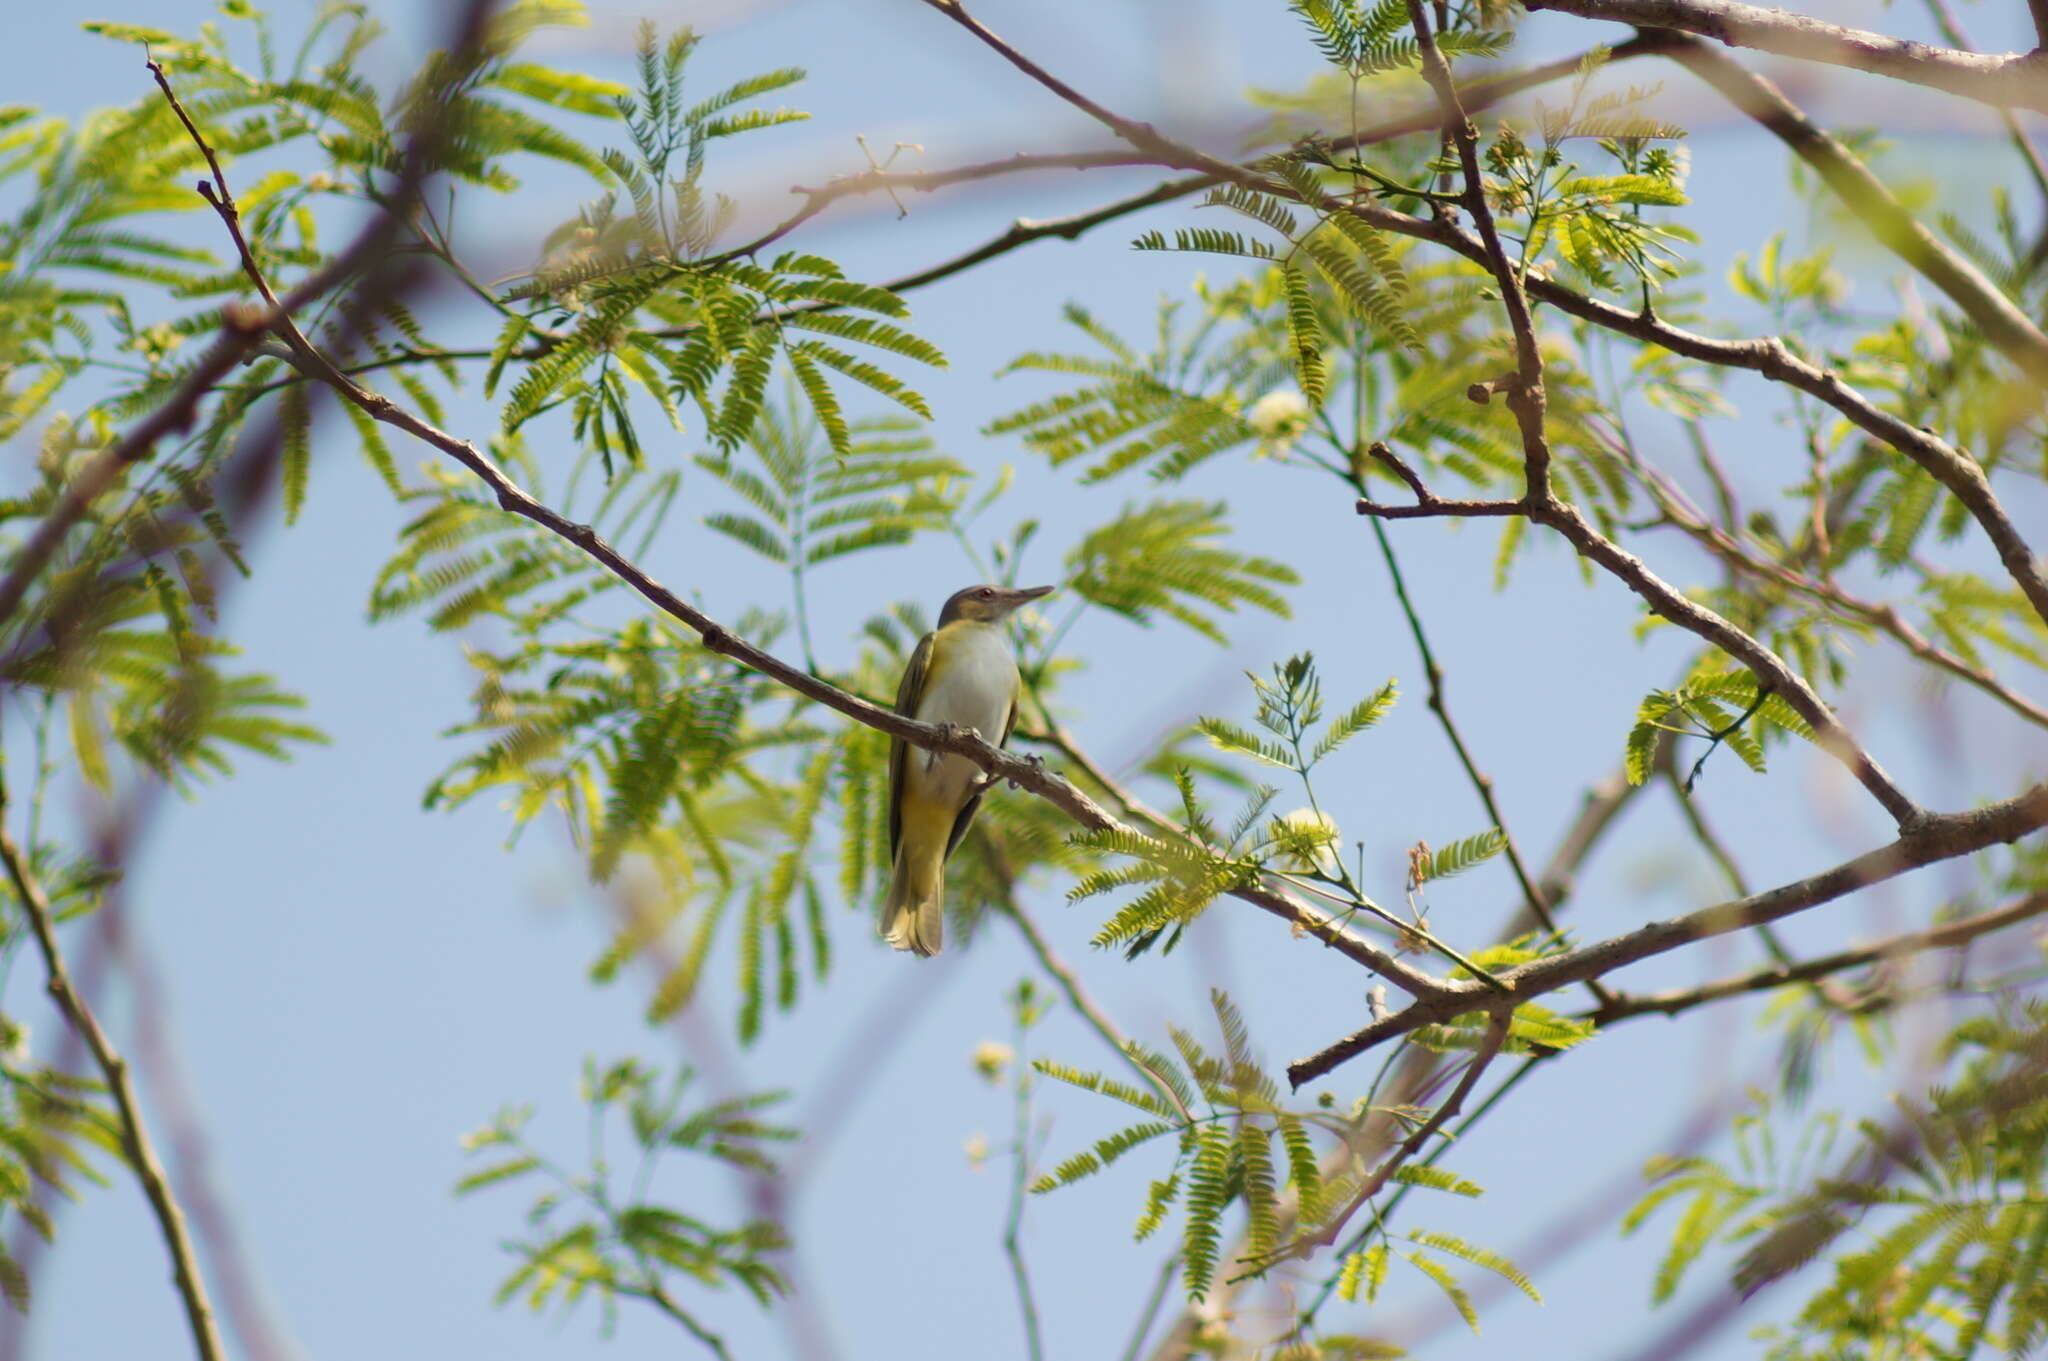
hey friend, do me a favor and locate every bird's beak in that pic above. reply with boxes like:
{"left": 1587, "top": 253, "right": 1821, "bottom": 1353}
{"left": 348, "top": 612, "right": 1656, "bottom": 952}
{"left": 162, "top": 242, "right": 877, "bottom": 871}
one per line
{"left": 1009, "top": 584, "right": 1056, "bottom": 603}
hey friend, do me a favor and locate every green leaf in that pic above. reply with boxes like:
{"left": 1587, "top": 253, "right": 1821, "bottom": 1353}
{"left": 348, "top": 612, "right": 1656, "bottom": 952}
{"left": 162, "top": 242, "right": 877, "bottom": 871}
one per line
{"left": 280, "top": 382, "right": 311, "bottom": 524}
{"left": 454, "top": 1155, "right": 542, "bottom": 1194}
{"left": 1311, "top": 679, "right": 1398, "bottom": 765}
{"left": 1409, "top": 1230, "right": 1540, "bottom": 1302}
{"left": 1419, "top": 829, "right": 1505, "bottom": 882}
{"left": 1389, "top": 1163, "right": 1484, "bottom": 1198}
{"left": 1031, "top": 1059, "right": 1177, "bottom": 1120}
{"left": 1403, "top": 1247, "right": 1478, "bottom": 1331}
{"left": 1182, "top": 1122, "right": 1232, "bottom": 1300}
{"left": 1281, "top": 263, "right": 1327, "bottom": 407}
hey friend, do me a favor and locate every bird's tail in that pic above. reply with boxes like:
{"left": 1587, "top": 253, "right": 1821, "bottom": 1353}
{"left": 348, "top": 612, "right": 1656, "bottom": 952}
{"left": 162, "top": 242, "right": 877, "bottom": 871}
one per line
{"left": 882, "top": 840, "right": 945, "bottom": 957}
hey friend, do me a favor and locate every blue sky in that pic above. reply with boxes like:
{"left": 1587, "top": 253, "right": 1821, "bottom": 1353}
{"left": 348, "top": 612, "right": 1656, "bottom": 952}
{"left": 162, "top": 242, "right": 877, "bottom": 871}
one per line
{"left": 5, "top": 1, "right": 2045, "bottom": 1359}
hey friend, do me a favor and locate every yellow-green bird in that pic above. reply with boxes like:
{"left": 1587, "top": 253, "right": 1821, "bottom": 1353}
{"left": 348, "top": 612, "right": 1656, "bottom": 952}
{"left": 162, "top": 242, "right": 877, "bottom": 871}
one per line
{"left": 883, "top": 582, "right": 1054, "bottom": 957}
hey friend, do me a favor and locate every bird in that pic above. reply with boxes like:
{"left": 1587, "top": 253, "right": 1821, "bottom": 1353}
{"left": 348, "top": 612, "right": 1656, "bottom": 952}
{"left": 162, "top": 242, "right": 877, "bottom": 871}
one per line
{"left": 882, "top": 582, "right": 1054, "bottom": 957}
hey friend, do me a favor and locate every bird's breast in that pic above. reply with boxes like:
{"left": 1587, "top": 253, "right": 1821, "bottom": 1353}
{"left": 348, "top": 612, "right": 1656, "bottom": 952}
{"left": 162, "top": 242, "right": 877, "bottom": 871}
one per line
{"left": 908, "top": 623, "right": 1018, "bottom": 803}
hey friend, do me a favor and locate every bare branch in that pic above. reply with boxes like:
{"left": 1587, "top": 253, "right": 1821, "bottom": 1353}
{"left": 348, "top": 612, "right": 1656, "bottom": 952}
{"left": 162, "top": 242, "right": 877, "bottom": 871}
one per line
{"left": 1358, "top": 457, "right": 1609, "bottom": 1002}
{"left": 992, "top": 857, "right": 1192, "bottom": 1121}
{"left": 0, "top": 804, "right": 224, "bottom": 1361}
{"left": 701, "top": 148, "right": 1159, "bottom": 267}
{"left": 1592, "top": 890, "right": 2048, "bottom": 1022}
{"left": 915, "top": 0, "right": 1177, "bottom": 153}
{"left": 1525, "top": 0, "right": 2048, "bottom": 112}
{"left": 1287, "top": 779, "right": 2048, "bottom": 1086}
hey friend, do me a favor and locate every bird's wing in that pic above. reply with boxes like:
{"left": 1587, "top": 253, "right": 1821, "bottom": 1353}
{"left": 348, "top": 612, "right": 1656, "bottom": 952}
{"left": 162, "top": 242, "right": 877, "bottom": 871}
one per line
{"left": 887, "top": 630, "right": 937, "bottom": 860}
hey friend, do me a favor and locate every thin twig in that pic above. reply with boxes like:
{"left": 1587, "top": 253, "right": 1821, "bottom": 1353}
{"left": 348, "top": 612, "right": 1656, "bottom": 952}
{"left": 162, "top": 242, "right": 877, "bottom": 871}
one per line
{"left": 1613, "top": 430, "right": 2048, "bottom": 732}
{"left": 1004, "top": 1011, "right": 1046, "bottom": 1361}
{"left": 1355, "top": 478, "right": 1925, "bottom": 826}
{"left": 1119, "top": 1254, "right": 1180, "bottom": 1361}
{"left": 1919, "top": 0, "right": 2048, "bottom": 205}
{"left": 1002, "top": 900, "right": 1191, "bottom": 1121}
{"left": 1404, "top": 0, "right": 1554, "bottom": 499}
{"left": 642, "top": 1278, "right": 734, "bottom": 1361}
{"left": 1356, "top": 485, "right": 1607, "bottom": 1001}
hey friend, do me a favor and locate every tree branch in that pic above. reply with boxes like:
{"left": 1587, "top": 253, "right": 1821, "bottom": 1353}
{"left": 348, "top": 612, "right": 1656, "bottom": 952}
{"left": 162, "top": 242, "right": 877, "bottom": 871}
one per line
{"left": 1297, "top": 193, "right": 2048, "bottom": 633}
{"left": 1016, "top": 723, "right": 1453, "bottom": 996}
{"left": 0, "top": 307, "right": 281, "bottom": 634}
{"left": 1918, "top": 0, "right": 2048, "bottom": 205}
{"left": 1524, "top": 0, "right": 2048, "bottom": 112}
{"left": 1286, "top": 779, "right": 2048, "bottom": 1086}
{"left": 995, "top": 877, "right": 1192, "bottom": 1121}
{"left": 160, "top": 81, "right": 1462, "bottom": 1003}
{"left": 1661, "top": 34, "right": 2048, "bottom": 385}
{"left": 1358, "top": 479, "right": 1609, "bottom": 1000}
{"left": 1271, "top": 1011, "right": 1509, "bottom": 1259}
{"left": 915, "top": 0, "right": 1176, "bottom": 153}
{"left": 0, "top": 803, "right": 224, "bottom": 1361}
{"left": 1591, "top": 890, "right": 2048, "bottom": 1023}
{"left": 1357, "top": 485, "right": 1924, "bottom": 825}
{"left": 1404, "top": 0, "right": 1555, "bottom": 499}
{"left": 1613, "top": 432, "right": 2048, "bottom": 732}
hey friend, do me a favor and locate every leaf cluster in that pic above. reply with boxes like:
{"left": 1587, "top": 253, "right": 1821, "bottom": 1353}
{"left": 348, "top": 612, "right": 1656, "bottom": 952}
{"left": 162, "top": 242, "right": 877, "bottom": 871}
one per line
{"left": 456, "top": 1056, "right": 792, "bottom": 1329}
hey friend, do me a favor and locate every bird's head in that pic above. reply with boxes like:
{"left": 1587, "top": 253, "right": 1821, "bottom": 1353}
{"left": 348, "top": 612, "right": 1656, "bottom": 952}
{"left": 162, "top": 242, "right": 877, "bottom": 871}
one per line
{"left": 937, "top": 582, "right": 1054, "bottom": 625}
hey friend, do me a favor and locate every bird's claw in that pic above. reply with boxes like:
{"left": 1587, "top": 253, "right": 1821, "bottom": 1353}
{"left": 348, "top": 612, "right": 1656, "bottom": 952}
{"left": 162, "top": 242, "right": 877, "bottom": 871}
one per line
{"left": 924, "top": 721, "right": 967, "bottom": 773}
{"left": 1008, "top": 751, "right": 1046, "bottom": 789}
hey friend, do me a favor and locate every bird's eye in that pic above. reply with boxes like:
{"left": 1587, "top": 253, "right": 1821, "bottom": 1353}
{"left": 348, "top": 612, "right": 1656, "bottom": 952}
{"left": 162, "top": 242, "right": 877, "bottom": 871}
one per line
{"left": 977, "top": 587, "right": 993, "bottom": 598}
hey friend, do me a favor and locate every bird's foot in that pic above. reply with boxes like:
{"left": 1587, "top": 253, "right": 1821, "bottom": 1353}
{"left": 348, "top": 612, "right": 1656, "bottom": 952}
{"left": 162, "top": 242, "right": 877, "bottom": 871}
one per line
{"left": 925, "top": 722, "right": 967, "bottom": 772}
{"left": 1008, "top": 751, "right": 1047, "bottom": 789}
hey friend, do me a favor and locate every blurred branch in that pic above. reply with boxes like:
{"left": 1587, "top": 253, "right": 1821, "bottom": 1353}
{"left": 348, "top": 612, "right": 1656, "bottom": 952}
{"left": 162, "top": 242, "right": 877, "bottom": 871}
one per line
{"left": 1288, "top": 778, "right": 2048, "bottom": 1085}
{"left": 1119, "top": 1254, "right": 1180, "bottom": 1361}
{"left": 1919, "top": 0, "right": 2048, "bottom": 203}
{"left": 704, "top": 147, "right": 1159, "bottom": 265}
{"left": 0, "top": 800, "right": 224, "bottom": 1361}
{"left": 1004, "top": 1004, "right": 1046, "bottom": 1361}
{"left": 1661, "top": 34, "right": 2048, "bottom": 384}
{"left": 1000, "top": 898, "right": 1190, "bottom": 1121}
{"left": 0, "top": 308, "right": 276, "bottom": 635}
{"left": 1523, "top": 0, "right": 2048, "bottom": 111}
{"left": 1266, "top": 1011, "right": 1509, "bottom": 1262}
{"left": 1591, "top": 890, "right": 2048, "bottom": 1023}
{"left": 1527, "top": 765, "right": 1641, "bottom": 923}
{"left": 108, "top": 912, "right": 296, "bottom": 1361}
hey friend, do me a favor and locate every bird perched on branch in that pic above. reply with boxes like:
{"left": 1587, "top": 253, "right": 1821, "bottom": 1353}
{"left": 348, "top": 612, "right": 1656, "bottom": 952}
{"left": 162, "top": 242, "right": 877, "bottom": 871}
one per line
{"left": 883, "top": 582, "right": 1054, "bottom": 956}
